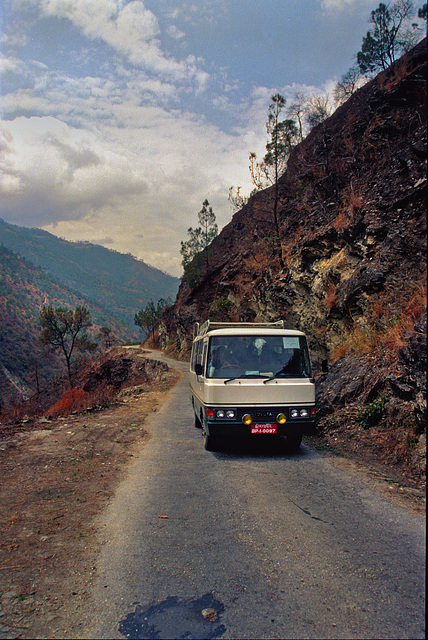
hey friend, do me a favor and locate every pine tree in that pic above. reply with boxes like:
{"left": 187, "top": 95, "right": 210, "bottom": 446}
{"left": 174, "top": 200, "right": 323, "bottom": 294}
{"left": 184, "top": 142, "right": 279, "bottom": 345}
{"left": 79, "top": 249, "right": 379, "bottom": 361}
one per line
{"left": 180, "top": 199, "right": 218, "bottom": 273}
{"left": 357, "top": 1, "right": 418, "bottom": 74}
{"left": 249, "top": 94, "right": 298, "bottom": 266}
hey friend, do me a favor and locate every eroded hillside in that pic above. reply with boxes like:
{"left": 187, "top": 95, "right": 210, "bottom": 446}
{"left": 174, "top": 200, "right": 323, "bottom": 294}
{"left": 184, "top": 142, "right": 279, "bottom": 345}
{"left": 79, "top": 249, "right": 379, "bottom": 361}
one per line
{"left": 160, "top": 40, "right": 427, "bottom": 486}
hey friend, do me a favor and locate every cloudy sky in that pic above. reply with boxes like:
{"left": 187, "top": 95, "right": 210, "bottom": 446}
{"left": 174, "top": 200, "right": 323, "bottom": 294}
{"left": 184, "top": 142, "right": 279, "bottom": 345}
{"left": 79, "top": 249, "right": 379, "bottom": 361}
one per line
{"left": 0, "top": 0, "right": 420, "bottom": 276}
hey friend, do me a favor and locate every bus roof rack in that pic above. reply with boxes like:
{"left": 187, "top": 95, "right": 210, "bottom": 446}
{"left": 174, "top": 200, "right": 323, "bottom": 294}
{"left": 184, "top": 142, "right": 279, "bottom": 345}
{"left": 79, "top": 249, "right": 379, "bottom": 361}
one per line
{"left": 195, "top": 320, "right": 285, "bottom": 337}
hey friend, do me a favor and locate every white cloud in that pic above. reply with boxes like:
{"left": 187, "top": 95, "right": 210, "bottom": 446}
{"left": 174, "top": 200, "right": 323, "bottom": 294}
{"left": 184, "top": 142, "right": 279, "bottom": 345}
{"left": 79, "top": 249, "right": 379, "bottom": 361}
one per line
{"left": 0, "top": 54, "right": 23, "bottom": 73}
{"left": 0, "top": 100, "right": 256, "bottom": 274}
{"left": 0, "top": 61, "right": 345, "bottom": 276}
{"left": 320, "top": 0, "right": 372, "bottom": 12}
{"left": 40, "top": 0, "right": 160, "bottom": 44}
{"left": 0, "top": 115, "right": 146, "bottom": 219}
{"left": 166, "top": 1, "right": 228, "bottom": 27}
{"left": 1, "top": 0, "right": 375, "bottom": 276}
{"left": 321, "top": 0, "right": 353, "bottom": 8}
{"left": 37, "top": 0, "right": 209, "bottom": 88}
{"left": 167, "top": 25, "right": 186, "bottom": 41}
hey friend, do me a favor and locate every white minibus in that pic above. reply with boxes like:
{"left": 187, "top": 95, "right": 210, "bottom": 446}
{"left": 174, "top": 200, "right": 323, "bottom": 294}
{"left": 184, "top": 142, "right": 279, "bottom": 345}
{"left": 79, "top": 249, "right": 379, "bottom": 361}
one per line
{"left": 190, "top": 321, "right": 316, "bottom": 451}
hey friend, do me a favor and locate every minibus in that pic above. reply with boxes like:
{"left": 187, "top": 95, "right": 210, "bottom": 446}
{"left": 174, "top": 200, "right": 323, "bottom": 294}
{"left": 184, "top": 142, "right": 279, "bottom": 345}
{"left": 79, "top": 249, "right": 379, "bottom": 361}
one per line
{"left": 190, "top": 321, "right": 316, "bottom": 451}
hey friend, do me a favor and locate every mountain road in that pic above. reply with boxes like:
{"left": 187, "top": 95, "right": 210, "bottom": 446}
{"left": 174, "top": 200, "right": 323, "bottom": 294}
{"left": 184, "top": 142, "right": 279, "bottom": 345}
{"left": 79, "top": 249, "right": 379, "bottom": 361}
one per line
{"left": 84, "top": 351, "right": 425, "bottom": 640}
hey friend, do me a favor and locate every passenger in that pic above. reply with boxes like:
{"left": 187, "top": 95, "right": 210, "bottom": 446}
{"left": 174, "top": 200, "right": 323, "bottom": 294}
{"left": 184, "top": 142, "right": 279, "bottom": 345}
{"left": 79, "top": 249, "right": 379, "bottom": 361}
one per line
{"left": 278, "top": 350, "right": 301, "bottom": 376}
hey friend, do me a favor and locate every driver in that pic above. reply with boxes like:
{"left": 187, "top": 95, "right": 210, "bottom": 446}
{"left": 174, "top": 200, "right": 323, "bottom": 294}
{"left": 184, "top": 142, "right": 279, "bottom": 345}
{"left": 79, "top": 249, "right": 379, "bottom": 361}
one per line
{"left": 213, "top": 346, "right": 236, "bottom": 373}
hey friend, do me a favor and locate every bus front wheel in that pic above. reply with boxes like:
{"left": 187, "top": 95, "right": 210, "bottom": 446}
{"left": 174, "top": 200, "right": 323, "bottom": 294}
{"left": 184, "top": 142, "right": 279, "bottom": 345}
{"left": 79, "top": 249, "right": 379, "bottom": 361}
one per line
{"left": 286, "top": 433, "right": 302, "bottom": 452}
{"left": 204, "top": 431, "right": 217, "bottom": 451}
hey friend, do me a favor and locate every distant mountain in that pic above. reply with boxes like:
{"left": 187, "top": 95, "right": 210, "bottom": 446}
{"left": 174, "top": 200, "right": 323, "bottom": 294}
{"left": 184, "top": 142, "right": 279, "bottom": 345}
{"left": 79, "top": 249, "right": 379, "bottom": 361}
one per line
{"left": 0, "top": 245, "right": 136, "bottom": 404}
{"left": 0, "top": 219, "right": 180, "bottom": 335}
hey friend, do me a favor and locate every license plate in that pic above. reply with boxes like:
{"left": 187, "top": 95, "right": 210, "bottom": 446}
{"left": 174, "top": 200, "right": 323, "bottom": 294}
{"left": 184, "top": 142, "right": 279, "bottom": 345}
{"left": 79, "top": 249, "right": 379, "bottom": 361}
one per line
{"left": 251, "top": 423, "right": 277, "bottom": 434}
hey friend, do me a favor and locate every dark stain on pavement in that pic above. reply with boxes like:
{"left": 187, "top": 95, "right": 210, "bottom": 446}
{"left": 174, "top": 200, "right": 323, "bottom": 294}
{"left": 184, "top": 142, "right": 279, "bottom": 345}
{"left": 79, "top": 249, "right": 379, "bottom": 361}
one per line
{"left": 118, "top": 592, "right": 226, "bottom": 639}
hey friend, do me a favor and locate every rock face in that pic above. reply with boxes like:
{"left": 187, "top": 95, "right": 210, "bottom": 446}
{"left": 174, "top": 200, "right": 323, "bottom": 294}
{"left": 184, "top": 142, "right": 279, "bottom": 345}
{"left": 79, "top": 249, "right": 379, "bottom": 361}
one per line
{"left": 162, "top": 41, "right": 427, "bottom": 485}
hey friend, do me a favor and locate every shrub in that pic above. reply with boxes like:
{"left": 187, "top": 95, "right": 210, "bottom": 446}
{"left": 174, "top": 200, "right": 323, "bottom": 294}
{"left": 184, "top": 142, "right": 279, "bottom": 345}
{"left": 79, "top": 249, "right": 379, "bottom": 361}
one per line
{"left": 324, "top": 282, "right": 337, "bottom": 310}
{"left": 332, "top": 282, "right": 426, "bottom": 362}
{"left": 356, "top": 395, "right": 386, "bottom": 429}
{"left": 47, "top": 388, "right": 89, "bottom": 418}
{"left": 209, "top": 297, "right": 230, "bottom": 313}
{"left": 183, "top": 249, "right": 209, "bottom": 288}
{"left": 333, "top": 183, "right": 363, "bottom": 231}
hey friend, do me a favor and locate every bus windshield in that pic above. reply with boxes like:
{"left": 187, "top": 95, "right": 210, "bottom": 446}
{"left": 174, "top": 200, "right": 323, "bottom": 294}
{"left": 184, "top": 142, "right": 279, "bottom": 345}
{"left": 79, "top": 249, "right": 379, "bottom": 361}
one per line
{"left": 206, "top": 335, "right": 312, "bottom": 380}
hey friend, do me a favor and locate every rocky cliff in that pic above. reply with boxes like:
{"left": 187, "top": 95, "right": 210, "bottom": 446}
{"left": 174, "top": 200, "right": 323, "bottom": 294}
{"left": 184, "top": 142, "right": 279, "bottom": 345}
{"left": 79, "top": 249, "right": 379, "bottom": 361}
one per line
{"left": 161, "top": 40, "right": 427, "bottom": 486}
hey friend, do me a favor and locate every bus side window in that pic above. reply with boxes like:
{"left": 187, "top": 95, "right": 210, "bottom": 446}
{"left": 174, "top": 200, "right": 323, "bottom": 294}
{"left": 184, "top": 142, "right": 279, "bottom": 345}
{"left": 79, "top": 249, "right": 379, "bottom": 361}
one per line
{"left": 201, "top": 342, "right": 208, "bottom": 376}
{"left": 190, "top": 343, "right": 197, "bottom": 372}
{"left": 195, "top": 340, "right": 203, "bottom": 373}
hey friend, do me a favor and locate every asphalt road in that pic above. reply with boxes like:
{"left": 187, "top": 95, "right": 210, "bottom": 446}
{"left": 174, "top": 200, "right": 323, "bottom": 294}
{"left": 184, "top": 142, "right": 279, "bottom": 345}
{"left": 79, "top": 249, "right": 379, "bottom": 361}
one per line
{"left": 85, "top": 352, "right": 425, "bottom": 640}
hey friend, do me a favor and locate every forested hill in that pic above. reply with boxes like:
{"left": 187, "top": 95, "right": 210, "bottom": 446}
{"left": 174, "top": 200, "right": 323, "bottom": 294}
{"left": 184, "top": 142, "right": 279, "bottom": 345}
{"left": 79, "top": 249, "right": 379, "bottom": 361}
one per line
{"left": 0, "top": 244, "right": 133, "bottom": 403}
{"left": 0, "top": 219, "right": 180, "bottom": 333}
{"left": 0, "top": 222, "right": 179, "bottom": 405}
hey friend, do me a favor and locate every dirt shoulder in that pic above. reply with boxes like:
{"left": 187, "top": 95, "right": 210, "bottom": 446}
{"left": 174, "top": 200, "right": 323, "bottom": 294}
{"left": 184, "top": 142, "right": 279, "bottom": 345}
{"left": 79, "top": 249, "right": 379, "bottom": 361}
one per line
{"left": 306, "top": 434, "right": 426, "bottom": 513}
{"left": 0, "top": 351, "right": 181, "bottom": 640}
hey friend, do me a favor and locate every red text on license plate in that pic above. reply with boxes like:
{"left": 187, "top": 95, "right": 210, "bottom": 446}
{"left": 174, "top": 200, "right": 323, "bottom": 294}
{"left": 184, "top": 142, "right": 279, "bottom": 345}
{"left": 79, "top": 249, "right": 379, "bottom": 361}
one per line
{"left": 251, "top": 423, "right": 277, "bottom": 434}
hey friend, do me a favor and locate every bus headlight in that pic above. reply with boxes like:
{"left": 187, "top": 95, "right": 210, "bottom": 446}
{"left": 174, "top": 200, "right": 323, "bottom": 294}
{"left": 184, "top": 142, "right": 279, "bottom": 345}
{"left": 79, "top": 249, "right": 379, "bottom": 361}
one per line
{"left": 215, "top": 409, "right": 237, "bottom": 420}
{"left": 289, "top": 407, "right": 315, "bottom": 419}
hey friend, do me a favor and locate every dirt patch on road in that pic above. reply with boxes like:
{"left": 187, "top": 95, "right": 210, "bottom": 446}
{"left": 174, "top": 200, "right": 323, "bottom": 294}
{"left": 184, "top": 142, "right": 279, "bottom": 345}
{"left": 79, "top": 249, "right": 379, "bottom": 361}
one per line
{"left": 0, "top": 350, "right": 181, "bottom": 639}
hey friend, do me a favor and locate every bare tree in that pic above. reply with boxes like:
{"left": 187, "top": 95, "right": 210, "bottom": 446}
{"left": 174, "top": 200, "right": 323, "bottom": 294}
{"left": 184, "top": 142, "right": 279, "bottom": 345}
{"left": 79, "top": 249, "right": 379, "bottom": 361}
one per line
{"left": 305, "top": 94, "right": 335, "bottom": 131}
{"left": 228, "top": 186, "right": 249, "bottom": 213}
{"left": 248, "top": 94, "right": 299, "bottom": 266}
{"left": 287, "top": 92, "right": 307, "bottom": 142}
{"left": 39, "top": 306, "right": 96, "bottom": 386}
{"left": 334, "top": 67, "right": 370, "bottom": 105}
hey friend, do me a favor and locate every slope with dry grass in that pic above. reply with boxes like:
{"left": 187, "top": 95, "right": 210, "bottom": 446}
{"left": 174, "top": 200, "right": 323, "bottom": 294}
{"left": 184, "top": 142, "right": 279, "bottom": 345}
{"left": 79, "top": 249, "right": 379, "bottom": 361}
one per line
{"left": 160, "top": 40, "right": 427, "bottom": 489}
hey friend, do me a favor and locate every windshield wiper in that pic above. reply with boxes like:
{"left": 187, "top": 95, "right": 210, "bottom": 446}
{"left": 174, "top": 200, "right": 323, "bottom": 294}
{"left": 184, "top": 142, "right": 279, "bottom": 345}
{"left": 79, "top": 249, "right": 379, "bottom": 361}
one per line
{"left": 224, "top": 374, "right": 271, "bottom": 384}
{"left": 263, "top": 371, "right": 309, "bottom": 383}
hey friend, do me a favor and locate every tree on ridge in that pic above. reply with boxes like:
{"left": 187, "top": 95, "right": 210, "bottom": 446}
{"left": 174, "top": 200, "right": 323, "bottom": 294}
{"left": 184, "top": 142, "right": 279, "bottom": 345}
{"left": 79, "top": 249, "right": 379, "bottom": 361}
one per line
{"left": 357, "top": 1, "right": 420, "bottom": 74}
{"left": 39, "top": 306, "right": 96, "bottom": 386}
{"left": 180, "top": 199, "right": 218, "bottom": 274}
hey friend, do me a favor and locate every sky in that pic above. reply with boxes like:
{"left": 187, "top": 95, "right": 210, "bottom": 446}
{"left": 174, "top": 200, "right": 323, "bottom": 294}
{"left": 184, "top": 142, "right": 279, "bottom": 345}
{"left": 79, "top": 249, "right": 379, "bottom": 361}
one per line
{"left": 0, "top": 0, "right": 422, "bottom": 277}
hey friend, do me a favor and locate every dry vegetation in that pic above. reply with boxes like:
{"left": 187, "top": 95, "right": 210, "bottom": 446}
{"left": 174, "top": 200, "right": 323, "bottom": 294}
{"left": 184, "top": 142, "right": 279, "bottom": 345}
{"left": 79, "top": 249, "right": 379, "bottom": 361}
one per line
{"left": 331, "top": 281, "right": 426, "bottom": 362}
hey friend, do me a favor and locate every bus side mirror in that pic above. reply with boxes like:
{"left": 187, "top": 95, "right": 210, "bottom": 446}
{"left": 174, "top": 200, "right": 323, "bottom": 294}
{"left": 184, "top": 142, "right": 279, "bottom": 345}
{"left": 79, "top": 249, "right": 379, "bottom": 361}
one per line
{"left": 195, "top": 363, "right": 203, "bottom": 376}
{"left": 321, "top": 359, "right": 329, "bottom": 373}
